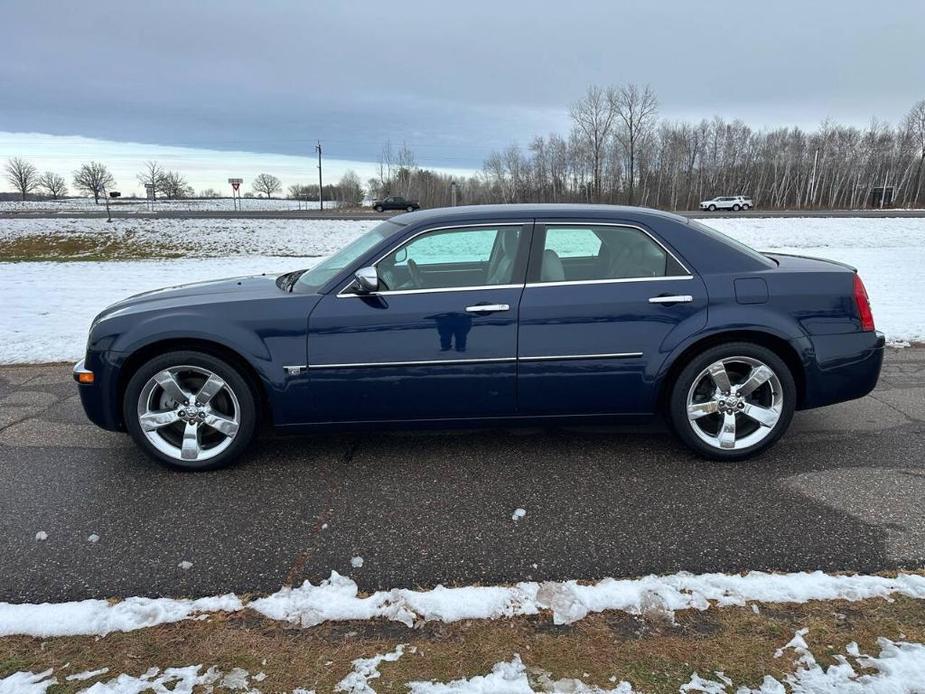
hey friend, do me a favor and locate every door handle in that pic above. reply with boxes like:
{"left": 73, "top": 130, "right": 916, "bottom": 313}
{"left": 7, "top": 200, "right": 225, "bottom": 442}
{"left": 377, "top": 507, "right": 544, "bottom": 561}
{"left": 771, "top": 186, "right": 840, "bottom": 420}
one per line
{"left": 648, "top": 294, "right": 693, "bottom": 304}
{"left": 465, "top": 303, "right": 510, "bottom": 313}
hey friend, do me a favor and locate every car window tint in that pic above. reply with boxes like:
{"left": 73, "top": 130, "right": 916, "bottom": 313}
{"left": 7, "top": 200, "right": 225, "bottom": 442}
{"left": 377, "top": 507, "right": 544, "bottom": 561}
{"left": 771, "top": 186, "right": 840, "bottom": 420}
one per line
{"left": 378, "top": 226, "right": 520, "bottom": 290}
{"left": 539, "top": 225, "right": 671, "bottom": 282}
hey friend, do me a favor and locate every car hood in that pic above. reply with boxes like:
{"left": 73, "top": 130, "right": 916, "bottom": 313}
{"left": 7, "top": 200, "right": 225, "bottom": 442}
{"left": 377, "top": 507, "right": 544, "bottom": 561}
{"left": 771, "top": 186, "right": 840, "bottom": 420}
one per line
{"left": 93, "top": 274, "right": 284, "bottom": 323}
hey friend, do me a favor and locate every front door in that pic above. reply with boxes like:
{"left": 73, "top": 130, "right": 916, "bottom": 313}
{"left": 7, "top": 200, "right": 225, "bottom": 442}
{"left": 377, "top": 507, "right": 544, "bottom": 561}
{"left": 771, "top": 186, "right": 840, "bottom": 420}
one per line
{"left": 306, "top": 223, "right": 530, "bottom": 422}
{"left": 517, "top": 221, "right": 708, "bottom": 415}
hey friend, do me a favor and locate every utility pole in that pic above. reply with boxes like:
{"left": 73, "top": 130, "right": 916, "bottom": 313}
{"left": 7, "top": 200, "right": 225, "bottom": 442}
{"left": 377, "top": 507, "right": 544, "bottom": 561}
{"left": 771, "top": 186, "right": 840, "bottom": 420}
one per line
{"left": 315, "top": 141, "right": 323, "bottom": 211}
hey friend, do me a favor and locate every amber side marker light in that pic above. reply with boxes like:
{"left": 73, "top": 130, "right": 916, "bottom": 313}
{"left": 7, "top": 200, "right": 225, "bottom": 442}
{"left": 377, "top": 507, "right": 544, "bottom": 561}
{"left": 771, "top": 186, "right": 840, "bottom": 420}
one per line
{"left": 75, "top": 371, "right": 95, "bottom": 384}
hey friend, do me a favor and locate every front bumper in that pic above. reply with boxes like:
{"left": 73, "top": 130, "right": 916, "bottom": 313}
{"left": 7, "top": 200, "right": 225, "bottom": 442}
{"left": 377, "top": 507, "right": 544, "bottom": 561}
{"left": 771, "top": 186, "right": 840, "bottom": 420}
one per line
{"left": 74, "top": 354, "right": 125, "bottom": 431}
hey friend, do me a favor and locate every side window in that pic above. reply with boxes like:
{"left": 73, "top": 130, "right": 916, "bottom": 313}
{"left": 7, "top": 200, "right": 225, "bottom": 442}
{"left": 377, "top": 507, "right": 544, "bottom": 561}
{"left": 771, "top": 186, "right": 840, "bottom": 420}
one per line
{"left": 377, "top": 226, "right": 521, "bottom": 291}
{"left": 538, "top": 225, "right": 678, "bottom": 282}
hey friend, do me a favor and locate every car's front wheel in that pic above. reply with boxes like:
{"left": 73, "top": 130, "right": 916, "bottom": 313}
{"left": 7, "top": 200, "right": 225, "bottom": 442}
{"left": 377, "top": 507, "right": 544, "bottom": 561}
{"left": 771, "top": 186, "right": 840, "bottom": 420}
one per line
{"left": 708, "top": 204, "right": 716, "bottom": 211}
{"left": 123, "top": 351, "right": 258, "bottom": 471}
{"left": 668, "top": 343, "right": 795, "bottom": 461}
{"left": 374, "top": 205, "right": 384, "bottom": 212}
{"left": 406, "top": 205, "right": 415, "bottom": 212}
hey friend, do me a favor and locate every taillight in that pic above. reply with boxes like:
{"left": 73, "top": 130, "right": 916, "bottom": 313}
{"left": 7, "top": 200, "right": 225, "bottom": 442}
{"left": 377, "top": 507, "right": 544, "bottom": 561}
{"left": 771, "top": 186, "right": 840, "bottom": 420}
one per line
{"left": 853, "top": 274, "right": 875, "bottom": 332}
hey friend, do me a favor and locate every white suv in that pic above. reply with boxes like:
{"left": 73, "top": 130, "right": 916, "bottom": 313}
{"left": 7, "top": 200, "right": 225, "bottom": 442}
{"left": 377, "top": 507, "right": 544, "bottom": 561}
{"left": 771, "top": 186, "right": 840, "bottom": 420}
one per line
{"left": 699, "top": 195, "right": 753, "bottom": 211}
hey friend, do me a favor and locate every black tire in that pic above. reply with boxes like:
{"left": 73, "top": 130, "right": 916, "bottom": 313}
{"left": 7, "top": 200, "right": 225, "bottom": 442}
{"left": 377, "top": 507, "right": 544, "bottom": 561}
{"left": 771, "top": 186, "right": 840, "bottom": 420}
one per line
{"left": 406, "top": 205, "right": 415, "bottom": 212}
{"left": 667, "top": 342, "right": 796, "bottom": 461}
{"left": 374, "top": 205, "right": 384, "bottom": 212}
{"left": 708, "top": 204, "right": 716, "bottom": 211}
{"left": 743, "top": 204, "right": 751, "bottom": 210}
{"left": 123, "top": 350, "right": 258, "bottom": 471}
{"left": 732, "top": 204, "right": 741, "bottom": 211}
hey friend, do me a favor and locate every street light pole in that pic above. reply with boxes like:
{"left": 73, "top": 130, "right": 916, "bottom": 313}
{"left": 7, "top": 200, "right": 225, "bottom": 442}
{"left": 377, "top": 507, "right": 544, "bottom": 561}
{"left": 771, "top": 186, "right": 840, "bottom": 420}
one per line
{"left": 316, "top": 141, "right": 323, "bottom": 211}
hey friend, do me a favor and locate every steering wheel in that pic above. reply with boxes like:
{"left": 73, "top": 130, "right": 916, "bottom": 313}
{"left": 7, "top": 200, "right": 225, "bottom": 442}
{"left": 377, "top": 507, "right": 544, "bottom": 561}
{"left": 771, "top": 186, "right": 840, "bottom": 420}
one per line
{"left": 406, "top": 258, "right": 424, "bottom": 288}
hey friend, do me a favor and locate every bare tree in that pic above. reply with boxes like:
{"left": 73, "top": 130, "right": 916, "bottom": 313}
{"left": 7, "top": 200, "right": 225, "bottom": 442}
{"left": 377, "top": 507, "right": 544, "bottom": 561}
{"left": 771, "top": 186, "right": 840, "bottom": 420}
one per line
{"left": 569, "top": 86, "right": 617, "bottom": 202}
{"left": 158, "top": 171, "right": 193, "bottom": 199}
{"left": 72, "top": 162, "right": 115, "bottom": 203}
{"left": 137, "top": 161, "right": 165, "bottom": 200}
{"left": 5, "top": 157, "right": 39, "bottom": 201}
{"left": 38, "top": 171, "right": 68, "bottom": 199}
{"left": 253, "top": 173, "right": 281, "bottom": 198}
{"left": 904, "top": 100, "right": 925, "bottom": 206}
{"left": 613, "top": 84, "right": 659, "bottom": 205}
{"left": 336, "top": 170, "right": 364, "bottom": 206}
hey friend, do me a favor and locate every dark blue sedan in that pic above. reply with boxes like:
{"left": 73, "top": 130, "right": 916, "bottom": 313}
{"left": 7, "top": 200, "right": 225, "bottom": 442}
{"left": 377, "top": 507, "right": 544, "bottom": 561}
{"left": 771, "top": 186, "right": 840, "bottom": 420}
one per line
{"left": 74, "top": 205, "right": 884, "bottom": 470}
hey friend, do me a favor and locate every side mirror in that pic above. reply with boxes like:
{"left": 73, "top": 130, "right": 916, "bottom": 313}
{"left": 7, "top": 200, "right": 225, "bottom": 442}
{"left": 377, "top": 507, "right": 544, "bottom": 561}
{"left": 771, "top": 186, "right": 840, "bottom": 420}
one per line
{"left": 354, "top": 266, "right": 379, "bottom": 293}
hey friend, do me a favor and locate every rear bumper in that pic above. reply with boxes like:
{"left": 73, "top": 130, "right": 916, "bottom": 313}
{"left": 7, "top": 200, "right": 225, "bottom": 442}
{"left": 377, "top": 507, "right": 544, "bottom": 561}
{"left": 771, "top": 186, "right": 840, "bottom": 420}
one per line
{"left": 798, "top": 330, "right": 885, "bottom": 409}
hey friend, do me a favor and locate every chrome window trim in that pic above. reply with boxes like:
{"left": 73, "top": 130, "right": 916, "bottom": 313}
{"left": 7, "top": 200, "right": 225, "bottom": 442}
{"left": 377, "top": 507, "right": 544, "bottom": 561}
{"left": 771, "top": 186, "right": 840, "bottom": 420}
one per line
{"left": 525, "top": 275, "right": 693, "bottom": 289}
{"left": 337, "top": 222, "right": 527, "bottom": 298}
{"left": 308, "top": 352, "right": 643, "bottom": 369}
{"left": 535, "top": 220, "right": 692, "bottom": 281}
{"left": 338, "top": 283, "right": 523, "bottom": 298}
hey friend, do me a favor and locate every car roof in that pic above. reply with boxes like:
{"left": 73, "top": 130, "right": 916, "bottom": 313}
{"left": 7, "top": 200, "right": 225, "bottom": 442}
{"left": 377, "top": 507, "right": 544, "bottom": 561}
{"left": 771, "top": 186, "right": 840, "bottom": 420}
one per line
{"left": 389, "top": 203, "right": 690, "bottom": 227}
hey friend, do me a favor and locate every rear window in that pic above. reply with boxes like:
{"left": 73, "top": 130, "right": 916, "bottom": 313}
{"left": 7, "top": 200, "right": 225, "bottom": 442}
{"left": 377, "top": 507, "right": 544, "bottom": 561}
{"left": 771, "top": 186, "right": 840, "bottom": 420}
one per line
{"left": 687, "top": 220, "right": 776, "bottom": 268}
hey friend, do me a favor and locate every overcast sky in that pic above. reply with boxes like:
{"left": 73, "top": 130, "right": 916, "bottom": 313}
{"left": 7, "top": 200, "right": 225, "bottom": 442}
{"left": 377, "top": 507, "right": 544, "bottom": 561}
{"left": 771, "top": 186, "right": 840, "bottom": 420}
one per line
{"left": 2, "top": 0, "right": 924, "bottom": 194}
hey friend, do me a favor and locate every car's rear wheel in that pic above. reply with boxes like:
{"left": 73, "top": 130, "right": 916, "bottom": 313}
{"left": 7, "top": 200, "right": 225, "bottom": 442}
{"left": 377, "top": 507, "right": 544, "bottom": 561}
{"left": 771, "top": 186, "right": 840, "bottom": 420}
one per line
{"left": 668, "top": 343, "right": 795, "bottom": 461}
{"left": 406, "top": 205, "right": 415, "bottom": 212}
{"left": 732, "top": 203, "right": 741, "bottom": 211}
{"left": 123, "top": 351, "right": 257, "bottom": 471}
{"left": 375, "top": 205, "right": 384, "bottom": 212}
{"left": 743, "top": 204, "right": 751, "bottom": 210}
{"left": 708, "top": 204, "right": 716, "bottom": 211}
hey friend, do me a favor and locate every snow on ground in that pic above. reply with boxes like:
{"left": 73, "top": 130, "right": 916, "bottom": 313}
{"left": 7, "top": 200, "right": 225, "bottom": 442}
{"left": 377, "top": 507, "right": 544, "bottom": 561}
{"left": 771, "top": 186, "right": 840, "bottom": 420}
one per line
{"left": 0, "top": 216, "right": 375, "bottom": 258}
{"left": 2, "top": 255, "right": 316, "bottom": 363}
{"left": 4, "top": 632, "right": 925, "bottom": 693}
{"left": 0, "top": 216, "right": 923, "bottom": 363}
{"left": 2, "top": 569, "right": 924, "bottom": 638}
{"left": 0, "top": 197, "right": 338, "bottom": 212}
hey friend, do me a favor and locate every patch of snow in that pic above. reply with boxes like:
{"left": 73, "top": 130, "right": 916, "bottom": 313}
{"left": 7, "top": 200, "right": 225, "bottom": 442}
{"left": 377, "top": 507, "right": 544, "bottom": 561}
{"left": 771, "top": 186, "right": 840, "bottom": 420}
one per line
{"left": 87, "top": 534, "right": 100, "bottom": 543}
{"left": 65, "top": 667, "right": 109, "bottom": 681}
{"left": 0, "top": 593, "right": 242, "bottom": 638}
{"left": 351, "top": 556, "right": 364, "bottom": 568}
{"left": 178, "top": 560, "right": 193, "bottom": 571}
{"left": 335, "top": 644, "right": 405, "bottom": 694}
{"left": 220, "top": 667, "right": 252, "bottom": 690}
{"left": 408, "top": 655, "right": 634, "bottom": 693}
{"left": 79, "top": 665, "right": 222, "bottom": 693}
{"left": 512, "top": 508, "right": 527, "bottom": 522}
{"left": 0, "top": 670, "right": 56, "bottom": 694}
{"left": 34, "top": 531, "right": 47, "bottom": 541}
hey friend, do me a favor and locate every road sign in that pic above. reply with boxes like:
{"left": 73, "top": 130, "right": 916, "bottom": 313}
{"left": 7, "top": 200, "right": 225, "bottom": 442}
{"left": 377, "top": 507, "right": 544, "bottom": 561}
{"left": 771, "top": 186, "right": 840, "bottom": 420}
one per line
{"left": 145, "top": 184, "right": 155, "bottom": 200}
{"left": 228, "top": 178, "right": 243, "bottom": 184}
{"left": 231, "top": 182, "right": 240, "bottom": 191}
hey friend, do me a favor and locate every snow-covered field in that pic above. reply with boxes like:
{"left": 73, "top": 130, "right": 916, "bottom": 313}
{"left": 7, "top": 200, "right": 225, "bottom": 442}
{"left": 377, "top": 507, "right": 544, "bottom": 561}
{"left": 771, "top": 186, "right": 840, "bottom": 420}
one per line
{"left": 2, "top": 569, "right": 925, "bottom": 692}
{"left": 0, "top": 216, "right": 922, "bottom": 363}
{"left": 0, "top": 197, "right": 337, "bottom": 212}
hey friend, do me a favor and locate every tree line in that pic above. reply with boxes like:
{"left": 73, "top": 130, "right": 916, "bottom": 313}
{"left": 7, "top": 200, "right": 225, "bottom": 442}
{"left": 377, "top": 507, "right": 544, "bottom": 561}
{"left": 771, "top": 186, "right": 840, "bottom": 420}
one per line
{"left": 3, "top": 156, "right": 368, "bottom": 206}
{"left": 369, "top": 89, "right": 925, "bottom": 210}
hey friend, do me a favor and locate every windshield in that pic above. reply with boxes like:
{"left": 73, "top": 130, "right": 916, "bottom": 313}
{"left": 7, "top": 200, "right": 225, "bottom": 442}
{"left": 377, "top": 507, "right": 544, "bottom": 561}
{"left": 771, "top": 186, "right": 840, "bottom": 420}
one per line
{"left": 294, "top": 220, "right": 401, "bottom": 292}
{"left": 687, "top": 220, "right": 776, "bottom": 267}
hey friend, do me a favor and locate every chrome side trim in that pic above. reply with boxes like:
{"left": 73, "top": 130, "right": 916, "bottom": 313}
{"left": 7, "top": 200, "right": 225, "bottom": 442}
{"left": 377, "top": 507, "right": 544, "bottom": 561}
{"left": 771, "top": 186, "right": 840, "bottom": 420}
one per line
{"left": 283, "top": 365, "right": 307, "bottom": 375}
{"left": 525, "top": 275, "right": 693, "bottom": 289}
{"left": 519, "top": 352, "right": 643, "bottom": 362}
{"left": 308, "top": 357, "right": 517, "bottom": 369}
{"left": 308, "top": 352, "right": 644, "bottom": 369}
{"left": 338, "top": 283, "right": 522, "bottom": 298}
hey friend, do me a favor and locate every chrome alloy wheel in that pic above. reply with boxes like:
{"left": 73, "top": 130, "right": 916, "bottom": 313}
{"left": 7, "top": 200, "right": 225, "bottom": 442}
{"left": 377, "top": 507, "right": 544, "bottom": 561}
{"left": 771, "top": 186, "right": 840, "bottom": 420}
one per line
{"left": 685, "top": 356, "right": 783, "bottom": 451}
{"left": 136, "top": 365, "right": 240, "bottom": 463}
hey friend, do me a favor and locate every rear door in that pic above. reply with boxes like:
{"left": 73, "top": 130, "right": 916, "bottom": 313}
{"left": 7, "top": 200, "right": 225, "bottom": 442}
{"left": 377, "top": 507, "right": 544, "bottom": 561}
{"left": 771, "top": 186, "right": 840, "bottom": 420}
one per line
{"left": 306, "top": 222, "right": 531, "bottom": 422}
{"left": 516, "top": 221, "right": 707, "bottom": 415}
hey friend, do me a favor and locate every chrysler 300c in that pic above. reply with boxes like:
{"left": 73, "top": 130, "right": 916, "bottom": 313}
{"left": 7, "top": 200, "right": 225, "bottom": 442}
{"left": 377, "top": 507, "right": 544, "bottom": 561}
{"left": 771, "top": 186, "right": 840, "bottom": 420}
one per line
{"left": 74, "top": 205, "right": 884, "bottom": 470}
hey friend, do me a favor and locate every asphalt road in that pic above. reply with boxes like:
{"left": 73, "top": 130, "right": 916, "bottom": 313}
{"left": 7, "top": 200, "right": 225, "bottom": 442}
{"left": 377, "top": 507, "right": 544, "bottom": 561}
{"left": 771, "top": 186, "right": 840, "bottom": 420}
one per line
{"left": 1, "top": 207, "right": 925, "bottom": 221}
{"left": 1, "top": 350, "right": 924, "bottom": 603}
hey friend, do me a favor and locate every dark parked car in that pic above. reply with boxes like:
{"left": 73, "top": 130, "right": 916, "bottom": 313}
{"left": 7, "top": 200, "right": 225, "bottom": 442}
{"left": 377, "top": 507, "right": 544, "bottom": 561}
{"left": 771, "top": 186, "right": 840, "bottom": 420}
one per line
{"left": 373, "top": 195, "right": 420, "bottom": 212}
{"left": 75, "top": 204, "right": 884, "bottom": 470}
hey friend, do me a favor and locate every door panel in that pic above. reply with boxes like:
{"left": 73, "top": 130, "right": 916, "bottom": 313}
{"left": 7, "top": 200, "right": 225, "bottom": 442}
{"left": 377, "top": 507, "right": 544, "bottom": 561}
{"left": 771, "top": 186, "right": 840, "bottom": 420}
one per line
{"left": 516, "top": 222, "right": 707, "bottom": 415}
